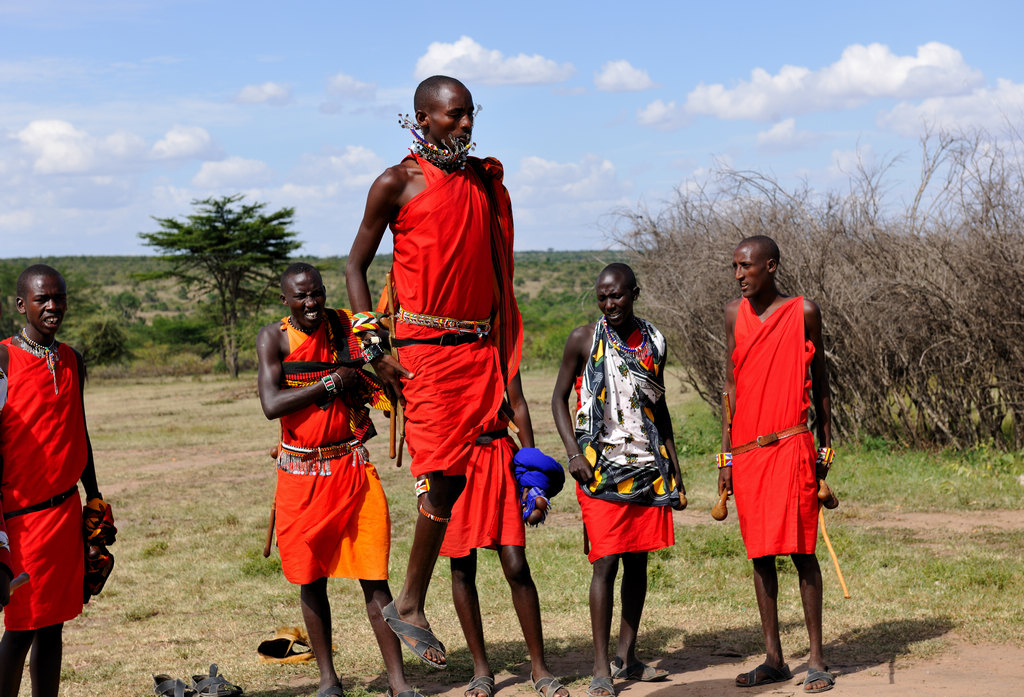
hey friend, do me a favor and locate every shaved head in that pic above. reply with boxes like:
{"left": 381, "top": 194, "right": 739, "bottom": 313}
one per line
{"left": 736, "top": 235, "right": 780, "bottom": 264}
{"left": 597, "top": 263, "right": 638, "bottom": 290}
{"left": 17, "top": 264, "right": 64, "bottom": 299}
{"left": 280, "top": 262, "right": 321, "bottom": 292}
{"left": 414, "top": 75, "right": 468, "bottom": 112}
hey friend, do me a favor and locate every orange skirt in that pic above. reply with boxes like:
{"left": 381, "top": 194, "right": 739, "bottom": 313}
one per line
{"left": 577, "top": 485, "right": 674, "bottom": 563}
{"left": 441, "top": 436, "right": 525, "bottom": 558}
{"left": 276, "top": 456, "right": 390, "bottom": 584}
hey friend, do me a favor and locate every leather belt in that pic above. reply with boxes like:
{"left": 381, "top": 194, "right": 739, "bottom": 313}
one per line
{"left": 731, "top": 424, "right": 810, "bottom": 455}
{"left": 279, "top": 439, "right": 361, "bottom": 461}
{"left": 475, "top": 429, "right": 509, "bottom": 445}
{"left": 397, "top": 310, "right": 491, "bottom": 335}
{"left": 392, "top": 333, "right": 485, "bottom": 348}
{"left": 4, "top": 484, "right": 78, "bottom": 520}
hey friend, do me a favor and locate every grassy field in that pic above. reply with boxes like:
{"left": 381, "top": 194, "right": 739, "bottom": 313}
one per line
{"left": 13, "top": 368, "right": 1024, "bottom": 697}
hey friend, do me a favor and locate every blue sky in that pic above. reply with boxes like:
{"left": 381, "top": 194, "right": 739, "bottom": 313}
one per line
{"left": 2, "top": 0, "right": 1022, "bottom": 257}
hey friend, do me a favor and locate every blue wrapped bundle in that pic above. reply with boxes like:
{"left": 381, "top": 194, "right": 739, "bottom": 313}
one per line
{"left": 512, "top": 447, "right": 566, "bottom": 526}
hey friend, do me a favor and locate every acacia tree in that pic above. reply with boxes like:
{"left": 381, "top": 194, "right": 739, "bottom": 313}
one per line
{"left": 139, "top": 194, "right": 300, "bottom": 377}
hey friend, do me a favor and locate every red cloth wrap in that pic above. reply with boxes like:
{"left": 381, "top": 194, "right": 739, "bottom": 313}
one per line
{"left": 0, "top": 340, "right": 86, "bottom": 629}
{"left": 440, "top": 420, "right": 525, "bottom": 558}
{"left": 576, "top": 485, "right": 674, "bottom": 564}
{"left": 275, "top": 317, "right": 390, "bottom": 584}
{"left": 731, "top": 297, "right": 818, "bottom": 559}
{"left": 391, "top": 154, "right": 521, "bottom": 477}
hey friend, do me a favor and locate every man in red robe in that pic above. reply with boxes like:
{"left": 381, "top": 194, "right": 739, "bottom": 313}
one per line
{"left": 720, "top": 236, "right": 835, "bottom": 693}
{"left": 256, "top": 263, "right": 421, "bottom": 697}
{"left": 0, "top": 265, "right": 107, "bottom": 697}
{"left": 347, "top": 75, "right": 521, "bottom": 673}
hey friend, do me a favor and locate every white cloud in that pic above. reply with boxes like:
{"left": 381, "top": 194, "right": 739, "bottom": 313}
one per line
{"left": 414, "top": 36, "right": 574, "bottom": 86}
{"left": 15, "top": 119, "right": 147, "bottom": 174}
{"left": 292, "top": 145, "right": 385, "bottom": 189}
{"left": 192, "top": 156, "right": 272, "bottom": 188}
{"left": 880, "top": 78, "right": 1024, "bottom": 135}
{"left": 637, "top": 99, "right": 690, "bottom": 131}
{"left": 151, "top": 125, "right": 216, "bottom": 160}
{"left": 594, "top": 60, "right": 656, "bottom": 92}
{"left": 326, "top": 72, "right": 376, "bottom": 99}
{"left": 686, "top": 42, "right": 984, "bottom": 121}
{"left": 755, "top": 118, "right": 821, "bottom": 151}
{"left": 235, "top": 81, "right": 293, "bottom": 105}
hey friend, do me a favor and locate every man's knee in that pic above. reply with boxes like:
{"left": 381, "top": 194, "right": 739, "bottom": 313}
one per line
{"left": 591, "top": 555, "right": 620, "bottom": 583}
{"left": 499, "top": 547, "right": 533, "bottom": 587}
{"left": 450, "top": 553, "right": 477, "bottom": 586}
{"left": 421, "top": 471, "right": 467, "bottom": 514}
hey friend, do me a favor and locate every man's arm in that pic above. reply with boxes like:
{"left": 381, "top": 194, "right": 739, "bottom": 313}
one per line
{"left": 719, "top": 300, "right": 741, "bottom": 496}
{"left": 75, "top": 349, "right": 101, "bottom": 501}
{"left": 0, "top": 344, "right": 8, "bottom": 376}
{"left": 804, "top": 298, "right": 832, "bottom": 477}
{"left": 346, "top": 167, "right": 415, "bottom": 397}
{"left": 550, "top": 325, "right": 593, "bottom": 485}
{"left": 652, "top": 353, "right": 686, "bottom": 508}
{"left": 255, "top": 324, "right": 355, "bottom": 421}
{"left": 506, "top": 371, "right": 534, "bottom": 449}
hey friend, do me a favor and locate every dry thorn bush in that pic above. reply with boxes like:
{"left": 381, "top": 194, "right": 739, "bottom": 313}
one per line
{"left": 617, "top": 126, "right": 1024, "bottom": 450}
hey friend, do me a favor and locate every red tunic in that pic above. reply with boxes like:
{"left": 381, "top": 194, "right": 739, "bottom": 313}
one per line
{"left": 731, "top": 297, "right": 818, "bottom": 559}
{"left": 0, "top": 340, "right": 86, "bottom": 630}
{"left": 439, "top": 418, "right": 525, "bottom": 559}
{"left": 275, "top": 316, "right": 390, "bottom": 584}
{"left": 391, "top": 154, "right": 521, "bottom": 477}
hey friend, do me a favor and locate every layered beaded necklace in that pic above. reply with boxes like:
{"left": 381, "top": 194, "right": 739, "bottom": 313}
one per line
{"left": 601, "top": 316, "right": 649, "bottom": 357}
{"left": 19, "top": 328, "right": 61, "bottom": 394}
{"left": 398, "top": 113, "right": 477, "bottom": 173}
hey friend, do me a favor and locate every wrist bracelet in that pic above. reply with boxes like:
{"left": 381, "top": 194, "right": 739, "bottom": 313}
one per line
{"left": 361, "top": 342, "right": 386, "bottom": 363}
{"left": 321, "top": 374, "right": 338, "bottom": 395}
{"left": 567, "top": 452, "right": 585, "bottom": 464}
{"left": 816, "top": 446, "right": 835, "bottom": 470}
{"left": 715, "top": 452, "right": 733, "bottom": 469}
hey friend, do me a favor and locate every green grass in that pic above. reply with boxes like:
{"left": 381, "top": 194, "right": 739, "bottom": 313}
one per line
{"left": 9, "top": 368, "right": 1022, "bottom": 696}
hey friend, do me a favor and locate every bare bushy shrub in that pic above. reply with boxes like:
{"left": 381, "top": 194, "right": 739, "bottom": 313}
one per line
{"left": 618, "top": 128, "right": 1024, "bottom": 449}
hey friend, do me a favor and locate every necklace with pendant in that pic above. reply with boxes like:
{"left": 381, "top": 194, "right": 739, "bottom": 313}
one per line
{"left": 19, "top": 329, "right": 60, "bottom": 394}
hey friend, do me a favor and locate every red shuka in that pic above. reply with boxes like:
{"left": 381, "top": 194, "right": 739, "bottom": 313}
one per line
{"left": 731, "top": 297, "right": 818, "bottom": 559}
{"left": 391, "top": 154, "right": 522, "bottom": 477}
{"left": 440, "top": 418, "right": 525, "bottom": 559}
{"left": 0, "top": 340, "right": 86, "bottom": 630}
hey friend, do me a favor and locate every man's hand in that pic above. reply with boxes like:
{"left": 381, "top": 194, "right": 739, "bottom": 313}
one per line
{"left": 672, "top": 478, "right": 688, "bottom": 510}
{"left": 370, "top": 354, "right": 414, "bottom": 404}
{"left": 0, "top": 571, "right": 10, "bottom": 608}
{"left": 718, "top": 466, "right": 733, "bottom": 496}
{"left": 567, "top": 453, "right": 594, "bottom": 486}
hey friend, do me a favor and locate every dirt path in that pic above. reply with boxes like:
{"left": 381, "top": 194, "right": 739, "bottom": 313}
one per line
{"left": 412, "top": 637, "right": 1023, "bottom": 697}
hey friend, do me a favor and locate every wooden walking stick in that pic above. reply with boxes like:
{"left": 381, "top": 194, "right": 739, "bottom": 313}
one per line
{"left": 819, "top": 507, "right": 850, "bottom": 598}
{"left": 712, "top": 392, "right": 732, "bottom": 521}
{"left": 385, "top": 271, "right": 405, "bottom": 467}
{"left": 263, "top": 441, "right": 279, "bottom": 558}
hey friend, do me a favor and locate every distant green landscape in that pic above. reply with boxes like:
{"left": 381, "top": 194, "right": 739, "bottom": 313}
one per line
{"left": 0, "top": 252, "right": 621, "bottom": 375}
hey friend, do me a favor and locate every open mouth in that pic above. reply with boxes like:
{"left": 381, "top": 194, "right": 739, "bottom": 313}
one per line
{"left": 42, "top": 315, "right": 62, "bottom": 327}
{"left": 303, "top": 309, "right": 320, "bottom": 321}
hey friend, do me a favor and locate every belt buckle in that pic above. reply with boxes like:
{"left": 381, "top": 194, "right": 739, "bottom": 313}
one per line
{"left": 756, "top": 432, "right": 778, "bottom": 447}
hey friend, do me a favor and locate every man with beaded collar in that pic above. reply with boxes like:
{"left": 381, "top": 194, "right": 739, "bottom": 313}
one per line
{"left": 0, "top": 264, "right": 108, "bottom": 697}
{"left": 346, "top": 75, "right": 522, "bottom": 678}
{"left": 256, "top": 262, "right": 422, "bottom": 697}
{"left": 551, "top": 263, "right": 685, "bottom": 697}
{"left": 720, "top": 236, "right": 835, "bottom": 693}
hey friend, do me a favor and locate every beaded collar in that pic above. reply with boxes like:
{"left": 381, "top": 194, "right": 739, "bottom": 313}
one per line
{"left": 601, "top": 316, "right": 648, "bottom": 356}
{"left": 398, "top": 113, "right": 476, "bottom": 173}
{"left": 287, "top": 316, "right": 315, "bottom": 336}
{"left": 18, "top": 329, "right": 61, "bottom": 394}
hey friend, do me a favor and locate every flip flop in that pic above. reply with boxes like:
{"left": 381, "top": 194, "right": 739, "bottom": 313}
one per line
{"left": 586, "top": 676, "right": 614, "bottom": 697}
{"left": 609, "top": 657, "right": 668, "bottom": 682}
{"left": 316, "top": 687, "right": 343, "bottom": 697}
{"left": 381, "top": 601, "right": 446, "bottom": 669}
{"left": 465, "top": 676, "right": 495, "bottom": 697}
{"left": 736, "top": 662, "right": 792, "bottom": 688}
{"left": 257, "top": 626, "right": 315, "bottom": 664}
{"left": 803, "top": 669, "right": 835, "bottom": 693}
{"left": 531, "top": 672, "right": 568, "bottom": 697}
{"left": 387, "top": 690, "right": 426, "bottom": 697}
{"left": 190, "top": 664, "right": 243, "bottom": 696}
{"left": 154, "top": 674, "right": 197, "bottom": 697}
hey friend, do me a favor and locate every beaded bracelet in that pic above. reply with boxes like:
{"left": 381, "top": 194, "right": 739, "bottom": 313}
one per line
{"left": 418, "top": 504, "right": 450, "bottom": 524}
{"left": 415, "top": 478, "right": 429, "bottom": 497}
{"left": 321, "top": 374, "right": 338, "bottom": 395}
{"left": 351, "top": 311, "right": 383, "bottom": 334}
{"left": 715, "top": 452, "right": 733, "bottom": 469}
{"left": 816, "top": 447, "right": 835, "bottom": 470}
{"left": 361, "top": 342, "right": 386, "bottom": 363}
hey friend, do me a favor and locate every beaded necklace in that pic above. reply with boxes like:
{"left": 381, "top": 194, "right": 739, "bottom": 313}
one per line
{"left": 398, "top": 113, "right": 476, "bottom": 172}
{"left": 601, "top": 316, "right": 648, "bottom": 357}
{"left": 287, "top": 316, "right": 315, "bottom": 336}
{"left": 19, "top": 329, "right": 61, "bottom": 394}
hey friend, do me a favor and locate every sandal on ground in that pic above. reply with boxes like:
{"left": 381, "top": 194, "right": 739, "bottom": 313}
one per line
{"left": 736, "top": 662, "right": 792, "bottom": 688}
{"left": 386, "top": 690, "right": 426, "bottom": 697}
{"left": 257, "top": 626, "right": 315, "bottom": 664}
{"left": 803, "top": 669, "right": 835, "bottom": 693}
{"left": 531, "top": 672, "right": 569, "bottom": 697}
{"left": 190, "top": 664, "right": 243, "bottom": 696}
{"left": 609, "top": 656, "right": 668, "bottom": 682}
{"left": 586, "top": 676, "right": 614, "bottom": 697}
{"left": 465, "top": 675, "right": 495, "bottom": 697}
{"left": 154, "top": 674, "right": 197, "bottom": 697}
{"left": 381, "top": 601, "right": 446, "bottom": 669}
{"left": 316, "top": 686, "right": 344, "bottom": 697}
